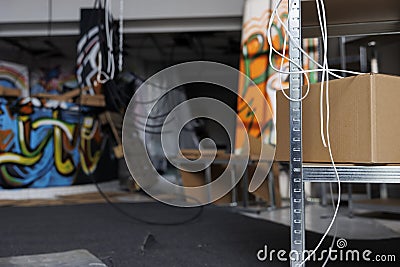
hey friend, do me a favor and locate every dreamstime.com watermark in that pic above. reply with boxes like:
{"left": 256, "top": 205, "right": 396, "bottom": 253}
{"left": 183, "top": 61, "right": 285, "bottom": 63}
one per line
{"left": 257, "top": 238, "right": 397, "bottom": 264}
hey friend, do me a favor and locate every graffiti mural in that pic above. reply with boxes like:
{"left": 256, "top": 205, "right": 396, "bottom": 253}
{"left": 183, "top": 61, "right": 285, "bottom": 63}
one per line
{"left": 235, "top": 0, "right": 318, "bottom": 151}
{"left": 0, "top": 60, "right": 29, "bottom": 97}
{"left": 0, "top": 97, "right": 104, "bottom": 188}
{"left": 77, "top": 2, "right": 117, "bottom": 95}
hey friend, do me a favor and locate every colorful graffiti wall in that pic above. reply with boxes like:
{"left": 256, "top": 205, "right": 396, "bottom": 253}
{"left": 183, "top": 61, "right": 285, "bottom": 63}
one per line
{"left": 235, "top": 0, "right": 318, "bottom": 151}
{"left": 0, "top": 97, "right": 105, "bottom": 188}
{"left": 0, "top": 61, "right": 29, "bottom": 97}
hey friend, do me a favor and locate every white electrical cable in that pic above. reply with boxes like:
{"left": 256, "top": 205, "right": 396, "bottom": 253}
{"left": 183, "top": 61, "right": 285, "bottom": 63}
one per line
{"left": 267, "top": 0, "right": 365, "bottom": 79}
{"left": 321, "top": 182, "right": 338, "bottom": 267}
{"left": 97, "top": 52, "right": 110, "bottom": 84}
{"left": 316, "top": 4, "right": 340, "bottom": 267}
{"left": 308, "top": 61, "right": 341, "bottom": 267}
{"left": 315, "top": 0, "right": 328, "bottom": 148}
{"left": 97, "top": 52, "right": 103, "bottom": 83}
{"left": 278, "top": 28, "right": 311, "bottom": 102}
{"left": 322, "top": 48, "right": 342, "bottom": 267}
{"left": 96, "top": 0, "right": 115, "bottom": 84}
{"left": 119, "top": 0, "right": 124, "bottom": 72}
{"left": 105, "top": 0, "right": 115, "bottom": 78}
{"left": 267, "top": 0, "right": 343, "bottom": 266}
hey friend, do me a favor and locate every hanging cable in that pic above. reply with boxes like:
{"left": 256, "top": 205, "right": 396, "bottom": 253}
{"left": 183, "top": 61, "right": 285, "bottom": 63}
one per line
{"left": 88, "top": 173, "right": 204, "bottom": 226}
{"left": 96, "top": 0, "right": 115, "bottom": 84}
{"left": 267, "top": 0, "right": 345, "bottom": 265}
{"left": 267, "top": 0, "right": 365, "bottom": 79}
{"left": 119, "top": 0, "right": 124, "bottom": 72}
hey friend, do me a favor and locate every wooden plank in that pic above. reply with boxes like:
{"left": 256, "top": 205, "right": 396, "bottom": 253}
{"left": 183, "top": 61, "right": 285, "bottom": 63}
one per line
{"left": 78, "top": 94, "right": 106, "bottom": 107}
{"left": 105, "top": 112, "right": 122, "bottom": 145}
{"left": 0, "top": 86, "right": 21, "bottom": 97}
{"left": 33, "top": 93, "right": 65, "bottom": 101}
{"left": 113, "top": 145, "right": 124, "bottom": 159}
{"left": 33, "top": 87, "right": 90, "bottom": 102}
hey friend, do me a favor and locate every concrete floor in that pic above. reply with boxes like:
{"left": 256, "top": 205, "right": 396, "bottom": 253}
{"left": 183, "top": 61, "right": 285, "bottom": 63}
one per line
{"left": 241, "top": 202, "right": 400, "bottom": 240}
{"left": 0, "top": 181, "right": 121, "bottom": 200}
{"left": 3, "top": 180, "right": 400, "bottom": 241}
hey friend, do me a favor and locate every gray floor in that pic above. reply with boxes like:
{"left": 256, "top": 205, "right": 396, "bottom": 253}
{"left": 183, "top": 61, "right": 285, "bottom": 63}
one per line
{"left": 0, "top": 181, "right": 123, "bottom": 200}
{"left": 241, "top": 202, "right": 400, "bottom": 240}
{"left": 3, "top": 179, "right": 400, "bottom": 241}
{"left": 0, "top": 250, "right": 105, "bottom": 267}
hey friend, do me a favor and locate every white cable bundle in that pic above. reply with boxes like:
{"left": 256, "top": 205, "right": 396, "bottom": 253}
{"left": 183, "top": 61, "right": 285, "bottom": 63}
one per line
{"left": 268, "top": 0, "right": 365, "bottom": 266}
{"left": 119, "top": 0, "right": 124, "bottom": 72}
{"left": 96, "top": 0, "right": 117, "bottom": 84}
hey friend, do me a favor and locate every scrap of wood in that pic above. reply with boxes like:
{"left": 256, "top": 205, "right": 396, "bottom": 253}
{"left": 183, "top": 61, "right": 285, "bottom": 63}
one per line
{"left": 100, "top": 112, "right": 123, "bottom": 158}
{"left": 105, "top": 111, "right": 122, "bottom": 145}
{"left": 0, "top": 85, "right": 21, "bottom": 97}
{"left": 113, "top": 145, "right": 124, "bottom": 159}
{"left": 33, "top": 93, "right": 65, "bottom": 101}
{"left": 31, "top": 86, "right": 106, "bottom": 107}
{"left": 78, "top": 94, "right": 106, "bottom": 107}
{"left": 32, "top": 87, "right": 90, "bottom": 102}
{"left": 58, "top": 88, "right": 81, "bottom": 100}
{"left": 32, "top": 86, "right": 89, "bottom": 102}
{"left": 98, "top": 112, "right": 108, "bottom": 125}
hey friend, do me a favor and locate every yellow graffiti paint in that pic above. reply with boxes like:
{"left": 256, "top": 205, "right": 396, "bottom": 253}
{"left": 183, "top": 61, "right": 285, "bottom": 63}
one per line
{"left": 80, "top": 139, "right": 102, "bottom": 174}
{"left": 54, "top": 126, "right": 75, "bottom": 176}
{"left": 18, "top": 120, "right": 52, "bottom": 157}
{"left": 32, "top": 118, "right": 75, "bottom": 141}
{"left": 80, "top": 118, "right": 102, "bottom": 174}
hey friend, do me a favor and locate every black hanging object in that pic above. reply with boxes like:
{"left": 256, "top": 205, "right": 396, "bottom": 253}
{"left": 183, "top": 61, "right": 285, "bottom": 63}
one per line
{"left": 76, "top": 0, "right": 117, "bottom": 95}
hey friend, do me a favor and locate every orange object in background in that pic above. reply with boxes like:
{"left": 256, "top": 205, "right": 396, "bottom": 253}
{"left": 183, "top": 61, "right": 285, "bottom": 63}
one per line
{"left": 235, "top": 0, "right": 289, "bottom": 152}
{"left": 235, "top": 0, "right": 319, "bottom": 154}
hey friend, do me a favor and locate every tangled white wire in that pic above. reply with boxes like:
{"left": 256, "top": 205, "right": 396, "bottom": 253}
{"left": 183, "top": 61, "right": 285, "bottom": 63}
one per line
{"left": 119, "top": 0, "right": 124, "bottom": 72}
{"left": 97, "top": 0, "right": 116, "bottom": 84}
{"left": 267, "top": 0, "right": 366, "bottom": 266}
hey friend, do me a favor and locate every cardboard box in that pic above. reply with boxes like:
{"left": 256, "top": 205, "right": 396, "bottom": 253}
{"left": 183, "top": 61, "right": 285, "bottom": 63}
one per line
{"left": 180, "top": 163, "right": 235, "bottom": 205}
{"left": 179, "top": 147, "right": 274, "bottom": 205}
{"left": 179, "top": 150, "right": 236, "bottom": 204}
{"left": 275, "top": 73, "right": 400, "bottom": 163}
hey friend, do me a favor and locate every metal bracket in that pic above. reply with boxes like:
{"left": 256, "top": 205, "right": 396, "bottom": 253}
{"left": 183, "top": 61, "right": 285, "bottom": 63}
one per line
{"left": 288, "top": 0, "right": 305, "bottom": 266}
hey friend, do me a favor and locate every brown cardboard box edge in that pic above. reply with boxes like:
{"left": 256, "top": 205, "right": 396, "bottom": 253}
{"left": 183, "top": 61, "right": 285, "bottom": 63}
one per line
{"left": 275, "top": 73, "right": 400, "bottom": 164}
{"left": 180, "top": 145, "right": 273, "bottom": 204}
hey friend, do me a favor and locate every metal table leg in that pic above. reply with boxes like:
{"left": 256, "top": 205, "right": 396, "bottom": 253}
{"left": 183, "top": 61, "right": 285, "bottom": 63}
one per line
{"left": 205, "top": 165, "right": 212, "bottom": 203}
{"left": 321, "top": 183, "right": 327, "bottom": 206}
{"left": 348, "top": 183, "right": 353, "bottom": 218}
{"left": 230, "top": 165, "right": 238, "bottom": 206}
{"left": 366, "top": 183, "right": 372, "bottom": 199}
{"left": 380, "top": 184, "right": 388, "bottom": 199}
{"left": 242, "top": 167, "right": 249, "bottom": 208}
{"left": 268, "top": 171, "right": 276, "bottom": 209}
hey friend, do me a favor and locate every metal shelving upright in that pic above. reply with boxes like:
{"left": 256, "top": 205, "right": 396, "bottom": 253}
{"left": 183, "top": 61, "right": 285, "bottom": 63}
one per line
{"left": 287, "top": 0, "right": 400, "bottom": 266}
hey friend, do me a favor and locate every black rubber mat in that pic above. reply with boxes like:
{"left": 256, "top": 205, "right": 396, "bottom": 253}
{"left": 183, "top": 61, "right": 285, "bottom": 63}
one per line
{"left": 0, "top": 203, "right": 398, "bottom": 266}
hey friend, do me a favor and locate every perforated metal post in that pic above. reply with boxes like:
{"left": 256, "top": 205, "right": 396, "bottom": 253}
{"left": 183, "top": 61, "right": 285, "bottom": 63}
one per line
{"left": 288, "top": 0, "right": 305, "bottom": 266}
